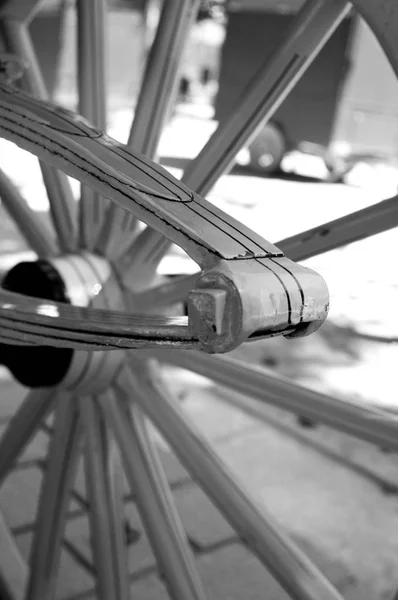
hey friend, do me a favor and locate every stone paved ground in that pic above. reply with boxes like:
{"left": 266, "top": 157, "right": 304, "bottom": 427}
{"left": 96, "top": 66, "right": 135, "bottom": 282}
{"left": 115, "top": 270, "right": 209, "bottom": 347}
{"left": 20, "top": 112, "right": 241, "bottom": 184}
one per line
{"left": 1, "top": 366, "right": 398, "bottom": 600}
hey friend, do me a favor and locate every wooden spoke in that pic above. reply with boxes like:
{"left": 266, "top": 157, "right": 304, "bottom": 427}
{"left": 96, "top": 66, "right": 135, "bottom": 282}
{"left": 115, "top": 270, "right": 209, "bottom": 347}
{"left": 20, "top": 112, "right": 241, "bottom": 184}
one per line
{"left": 79, "top": 394, "right": 129, "bottom": 600}
{"left": 0, "top": 167, "right": 57, "bottom": 257}
{"left": 147, "top": 349, "right": 398, "bottom": 453}
{"left": 27, "top": 396, "right": 82, "bottom": 600}
{"left": 128, "top": 0, "right": 200, "bottom": 157}
{"left": 77, "top": 0, "right": 109, "bottom": 252}
{"left": 279, "top": 195, "right": 398, "bottom": 261}
{"left": 0, "top": 19, "right": 77, "bottom": 252}
{"left": 0, "top": 388, "right": 55, "bottom": 483}
{"left": 129, "top": 273, "right": 198, "bottom": 313}
{"left": 117, "top": 362, "right": 343, "bottom": 600}
{"left": 0, "top": 509, "right": 27, "bottom": 600}
{"left": 0, "top": 0, "right": 42, "bottom": 22}
{"left": 99, "top": 387, "right": 207, "bottom": 600}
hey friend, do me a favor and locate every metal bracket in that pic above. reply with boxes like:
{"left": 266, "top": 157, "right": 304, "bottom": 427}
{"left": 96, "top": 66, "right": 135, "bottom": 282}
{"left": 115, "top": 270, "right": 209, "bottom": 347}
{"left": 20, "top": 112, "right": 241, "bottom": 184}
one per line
{"left": 188, "top": 256, "right": 329, "bottom": 353}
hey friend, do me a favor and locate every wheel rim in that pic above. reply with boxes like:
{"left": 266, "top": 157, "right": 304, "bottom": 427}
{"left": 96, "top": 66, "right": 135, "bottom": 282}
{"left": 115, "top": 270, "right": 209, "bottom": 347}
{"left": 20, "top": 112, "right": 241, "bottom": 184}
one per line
{"left": 0, "top": 1, "right": 397, "bottom": 599}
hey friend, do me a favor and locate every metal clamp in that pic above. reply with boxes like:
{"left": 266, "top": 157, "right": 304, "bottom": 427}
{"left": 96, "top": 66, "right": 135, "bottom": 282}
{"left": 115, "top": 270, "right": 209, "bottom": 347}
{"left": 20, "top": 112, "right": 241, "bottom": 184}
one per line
{"left": 188, "top": 256, "right": 329, "bottom": 353}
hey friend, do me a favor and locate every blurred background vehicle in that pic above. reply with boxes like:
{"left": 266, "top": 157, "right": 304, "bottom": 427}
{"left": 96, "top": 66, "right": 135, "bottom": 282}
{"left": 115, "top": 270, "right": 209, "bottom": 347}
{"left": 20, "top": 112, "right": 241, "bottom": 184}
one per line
{"left": 28, "top": 0, "right": 398, "bottom": 181}
{"left": 216, "top": 1, "right": 398, "bottom": 178}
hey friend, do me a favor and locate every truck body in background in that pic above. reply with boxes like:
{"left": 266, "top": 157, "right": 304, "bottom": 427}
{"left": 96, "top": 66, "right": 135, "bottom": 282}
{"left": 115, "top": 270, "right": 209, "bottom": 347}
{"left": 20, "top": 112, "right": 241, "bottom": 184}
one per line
{"left": 215, "top": 1, "right": 398, "bottom": 172}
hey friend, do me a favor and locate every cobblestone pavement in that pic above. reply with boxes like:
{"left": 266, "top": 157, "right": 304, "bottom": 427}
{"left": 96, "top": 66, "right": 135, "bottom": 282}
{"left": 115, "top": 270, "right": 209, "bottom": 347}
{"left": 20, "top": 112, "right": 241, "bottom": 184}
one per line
{"left": 1, "top": 369, "right": 398, "bottom": 600}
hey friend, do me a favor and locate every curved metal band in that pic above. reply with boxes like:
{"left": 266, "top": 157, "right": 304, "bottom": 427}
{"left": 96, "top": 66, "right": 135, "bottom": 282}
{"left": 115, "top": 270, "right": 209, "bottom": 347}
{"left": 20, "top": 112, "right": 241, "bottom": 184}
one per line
{"left": 0, "top": 288, "right": 198, "bottom": 349}
{"left": 0, "top": 84, "right": 329, "bottom": 351}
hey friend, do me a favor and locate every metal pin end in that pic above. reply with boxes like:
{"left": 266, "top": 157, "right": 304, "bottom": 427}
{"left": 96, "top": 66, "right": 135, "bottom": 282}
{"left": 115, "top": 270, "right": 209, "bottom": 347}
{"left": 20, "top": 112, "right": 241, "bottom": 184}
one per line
{"left": 0, "top": 53, "right": 28, "bottom": 84}
{"left": 188, "top": 288, "right": 227, "bottom": 336}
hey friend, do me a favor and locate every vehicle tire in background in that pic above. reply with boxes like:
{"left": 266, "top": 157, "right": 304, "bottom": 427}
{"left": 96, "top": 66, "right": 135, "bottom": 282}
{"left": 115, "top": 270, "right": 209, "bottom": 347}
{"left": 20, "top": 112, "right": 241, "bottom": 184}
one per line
{"left": 247, "top": 122, "right": 286, "bottom": 174}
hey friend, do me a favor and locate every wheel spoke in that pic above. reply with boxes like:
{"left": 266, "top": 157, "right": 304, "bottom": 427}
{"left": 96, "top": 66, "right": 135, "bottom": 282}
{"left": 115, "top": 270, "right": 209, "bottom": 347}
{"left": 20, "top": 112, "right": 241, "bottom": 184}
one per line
{"left": 109, "top": 218, "right": 159, "bottom": 292}
{"left": 114, "top": 226, "right": 192, "bottom": 294}
{"left": 99, "top": 386, "right": 207, "bottom": 600}
{"left": 128, "top": 0, "right": 200, "bottom": 157}
{"left": 0, "top": 509, "right": 27, "bottom": 600}
{"left": 77, "top": 0, "right": 108, "bottom": 252}
{"left": 79, "top": 394, "right": 129, "bottom": 600}
{"left": 118, "top": 361, "right": 343, "bottom": 600}
{"left": 103, "top": 408, "right": 130, "bottom": 600}
{"left": 0, "top": 19, "right": 77, "bottom": 252}
{"left": 93, "top": 202, "right": 133, "bottom": 262}
{"left": 130, "top": 273, "right": 198, "bottom": 313}
{"left": 121, "top": 0, "right": 351, "bottom": 276}
{"left": 27, "top": 395, "right": 82, "bottom": 600}
{"left": 278, "top": 194, "right": 398, "bottom": 261}
{"left": 0, "top": 167, "right": 57, "bottom": 257}
{"left": 149, "top": 349, "right": 398, "bottom": 453}
{"left": 0, "top": 0, "right": 42, "bottom": 22}
{"left": 0, "top": 388, "right": 55, "bottom": 484}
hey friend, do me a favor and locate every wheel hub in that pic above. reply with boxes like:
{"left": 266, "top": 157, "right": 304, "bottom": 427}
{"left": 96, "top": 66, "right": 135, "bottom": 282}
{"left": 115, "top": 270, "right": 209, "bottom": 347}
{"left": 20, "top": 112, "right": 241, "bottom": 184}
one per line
{"left": 0, "top": 253, "right": 125, "bottom": 391}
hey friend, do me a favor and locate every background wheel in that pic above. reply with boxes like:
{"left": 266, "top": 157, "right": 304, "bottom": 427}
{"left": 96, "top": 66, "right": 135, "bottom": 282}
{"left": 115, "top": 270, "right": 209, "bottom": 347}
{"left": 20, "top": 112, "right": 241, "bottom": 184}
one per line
{"left": 247, "top": 122, "right": 286, "bottom": 174}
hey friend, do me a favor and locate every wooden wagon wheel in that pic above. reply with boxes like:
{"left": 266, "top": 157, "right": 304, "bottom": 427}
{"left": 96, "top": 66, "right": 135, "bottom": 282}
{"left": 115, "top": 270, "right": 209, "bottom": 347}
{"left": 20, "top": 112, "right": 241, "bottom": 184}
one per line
{"left": 0, "top": 1, "right": 397, "bottom": 599}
